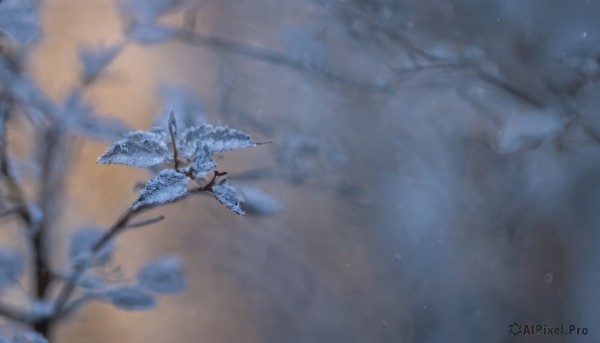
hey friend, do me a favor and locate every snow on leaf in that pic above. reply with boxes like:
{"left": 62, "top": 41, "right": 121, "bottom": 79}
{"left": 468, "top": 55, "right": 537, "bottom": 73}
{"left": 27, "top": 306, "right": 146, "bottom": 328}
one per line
{"left": 126, "top": 21, "right": 176, "bottom": 45}
{"left": 99, "top": 285, "right": 155, "bottom": 311}
{"left": 237, "top": 185, "right": 283, "bottom": 216}
{"left": 120, "top": 0, "right": 182, "bottom": 21}
{"left": 68, "top": 228, "right": 114, "bottom": 267}
{"left": 213, "top": 181, "right": 245, "bottom": 215}
{"left": 177, "top": 124, "right": 256, "bottom": 158}
{"left": 132, "top": 169, "right": 189, "bottom": 210}
{"left": 153, "top": 85, "right": 208, "bottom": 128}
{"left": 0, "top": 247, "right": 22, "bottom": 290}
{"left": 185, "top": 144, "right": 216, "bottom": 180}
{"left": 97, "top": 130, "right": 169, "bottom": 167}
{"left": 79, "top": 43, "right": 122, "bottom": 81}
{"left": 137, "top": 255, "right": 185, "bottom": 294}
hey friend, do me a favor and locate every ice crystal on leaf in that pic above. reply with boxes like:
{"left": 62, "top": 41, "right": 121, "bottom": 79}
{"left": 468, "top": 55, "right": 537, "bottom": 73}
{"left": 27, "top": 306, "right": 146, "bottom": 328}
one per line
{"left": 213, "top": 181, "right": 245, "bottom": 215}
{"left": 97, "top": 130, "right": 170, "bottom": 167}
{"left": 132, "top": 169, "right": 189, "bottom": 210}
{"left": 185, "top": 144, "right": 216, "bottom": 180}
{"left": 177, "top": 124, "right": 256, "bottom": 158}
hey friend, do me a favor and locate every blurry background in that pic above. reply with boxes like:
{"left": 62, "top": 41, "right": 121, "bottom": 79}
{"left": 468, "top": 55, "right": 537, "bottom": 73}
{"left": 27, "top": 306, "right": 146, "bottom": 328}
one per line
{"left": 18, "top": 0, "right": 600, "bottom": 342}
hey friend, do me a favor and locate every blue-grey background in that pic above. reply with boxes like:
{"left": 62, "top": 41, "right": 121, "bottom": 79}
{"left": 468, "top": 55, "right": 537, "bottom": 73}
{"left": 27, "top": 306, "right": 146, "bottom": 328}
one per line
{"left": 24, "top": 0, "right": 600, "bottom": 342}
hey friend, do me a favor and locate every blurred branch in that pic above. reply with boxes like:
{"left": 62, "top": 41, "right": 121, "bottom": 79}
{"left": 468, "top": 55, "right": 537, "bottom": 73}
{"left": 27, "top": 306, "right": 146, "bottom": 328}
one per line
{"left": 0, "top": 302, "right": 34, "bottom": 324}
{"left": 175, "top": 24, "right": 553, "bottom": 107}
{"left": 51, "top": 179, "right": 218, "bottom": 321}
{"left": 51, "top": 208, "right": 138, "bottom": 318}
{"left": 175, "top": 28, "right": 396, "bottom": 93}
{"left": 385, "top": 30, "right": 549, "bottom": 108}
{"left": 475, "top": 70, "right": 546, "bottom": 108}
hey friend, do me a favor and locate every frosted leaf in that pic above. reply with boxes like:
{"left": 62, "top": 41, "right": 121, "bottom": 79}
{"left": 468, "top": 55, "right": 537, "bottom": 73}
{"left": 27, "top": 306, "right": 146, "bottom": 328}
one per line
{"left": 120, "top": 0, "right": 182, "bottom": 21}
{"left": 137, "top": 255, "right": 185, "bottom": 294}
{"left": 153, "top": 85, "right": 208, "bottom": 128}
{"left": 99, "top": 286, "right": 155, "bottom": 311}
{"left": 0, "top": 247, "right": 23, "bottom": 290}
{"left": 177, "top": 124, "right": 256, "bottom": 158}
{"left": 0, "top": 4, "right": 41, "bottom": 44}
{"left": 237, "top": 186, "right": 282, "bottom": 216}
{"left": 14, "top": 332, "right": 48, "bottom": 343}
{"left": 78, "top": 271, "right": 104, "bottom": 290}
{"left": 68, "top": 228, "right": 114, "bottom": 267}
{"left": 126, "top": 21, "right": 176, "bottom": 45}
{"left": 97, "top": 130, "right": 169, "bottom": 167}
{"left": 184, "top": 144, "right": 216, "bottom": 180}
{"left": 132, "top": 169, "right": 189, "bottom": 210}
{"left": 213, "top": 181, "right": 245, "bottom": 215}
{"left": 79, "top": 43, "right": 122, "bottom": 81}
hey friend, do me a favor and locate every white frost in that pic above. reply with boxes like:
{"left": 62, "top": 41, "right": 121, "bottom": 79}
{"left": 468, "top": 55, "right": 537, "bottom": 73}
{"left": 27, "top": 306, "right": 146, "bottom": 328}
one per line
{"left": 132, "top": 169, "right": 189, "bottom": 210}
{"left": 177, "top": 124, "right": 256, "bottom": 158}
{"left": 97, "top": 130, "right": 169, "bottom": 167}
{"left": 185, "top": 144, "right": 216, "bottom": 180}
{"left": 213, "top": 181, "right": 245, "bottom": 215}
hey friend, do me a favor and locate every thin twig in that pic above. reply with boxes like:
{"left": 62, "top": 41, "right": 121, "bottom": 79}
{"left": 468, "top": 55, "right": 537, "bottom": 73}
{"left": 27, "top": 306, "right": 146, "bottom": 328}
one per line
{"left": 126, "top": 215, "right": 165, "bottom": 229}
{"left": 203, "top": 171, "right": 227, "bottom": 191}
{"left": 51, "top": 208, "right": 139, "bottom": 318}
{"left": 168, "top": 109, "right": 179, "bottom": 171}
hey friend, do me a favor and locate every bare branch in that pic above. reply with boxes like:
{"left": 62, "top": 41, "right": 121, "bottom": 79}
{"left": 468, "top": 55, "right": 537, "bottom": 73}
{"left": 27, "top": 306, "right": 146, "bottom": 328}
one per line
{"left": 126, "top": 215, "right": 165, "bottom": 229}
{"left": 52, "top": 208, "right": 138, "bottom": 318}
